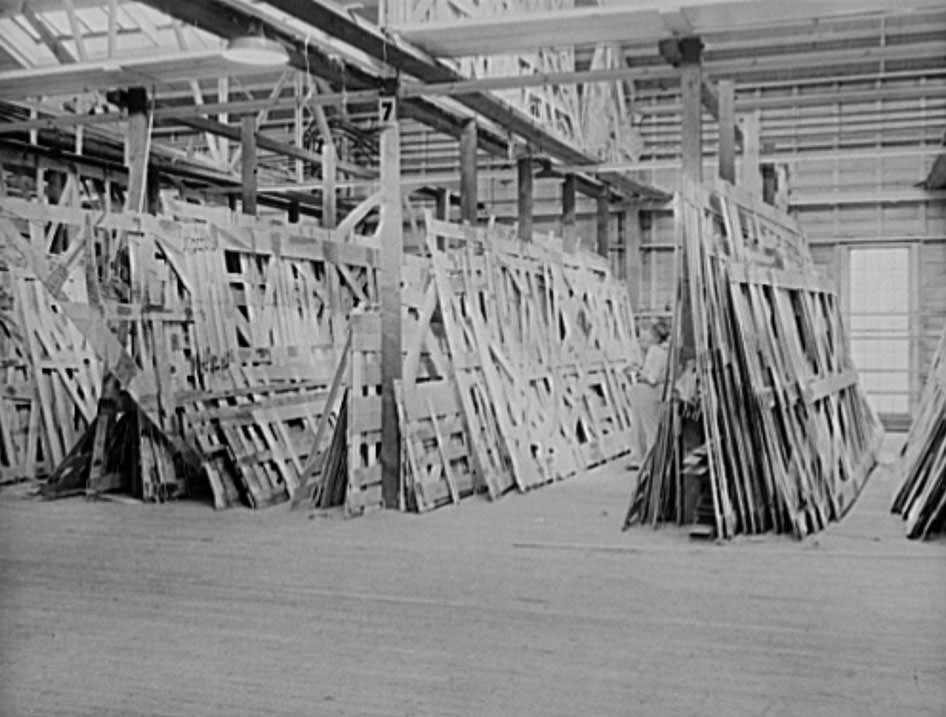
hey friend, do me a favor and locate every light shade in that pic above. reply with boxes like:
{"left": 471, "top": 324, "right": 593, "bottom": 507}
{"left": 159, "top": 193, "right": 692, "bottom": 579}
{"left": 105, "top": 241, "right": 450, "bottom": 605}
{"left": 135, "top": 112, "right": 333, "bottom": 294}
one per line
{"left": 223, "top": 35, "right": 288, "bottom": 66}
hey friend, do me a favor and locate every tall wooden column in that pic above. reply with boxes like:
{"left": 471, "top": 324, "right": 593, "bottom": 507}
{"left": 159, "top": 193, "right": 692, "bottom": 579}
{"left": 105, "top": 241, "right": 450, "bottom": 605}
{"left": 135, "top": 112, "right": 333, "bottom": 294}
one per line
{"left": 90, "top": 86, "right": 150, "bottom": 496}
{"left": 378, "top": 96, "right": 402, "bottom": 509}
{"left": 124, "top": 87, "right": 149, "bottom": 212}
{"left": 623, "top": 205, "right": 642, "bottom": 311}
{"left": 677, "top": 37, "right": 703, "bottom": 365}
{"left": 679, "top": 38, "right": 704, "bottom": 183}
{"left": 740, "top": 111, "right": 762, "bottom": 196}
{"left": 596, "top": 191, "right": 610, "bottom": 260}
{"left": 241, "top": 115, "right": 257, "bottom": 216}
{"left": 459, "top": 118, "right": 477, "bottom": 224}
{"left": 562, "top": 173, "right": 576, "bottom": 251}
{"left": 322, "top": 142, "right": 337, "bottom": 227}
{"left": 435, "top": 187, "right": 450, "bottom": 221}
{"left": 517, "top": 154, "right": 533, "bottom": 241}
{"left": 761, "top": 163, "right": 777, "bottom": 205}
{"left": 717, "top": 79, "right": 736, "bottom": 183}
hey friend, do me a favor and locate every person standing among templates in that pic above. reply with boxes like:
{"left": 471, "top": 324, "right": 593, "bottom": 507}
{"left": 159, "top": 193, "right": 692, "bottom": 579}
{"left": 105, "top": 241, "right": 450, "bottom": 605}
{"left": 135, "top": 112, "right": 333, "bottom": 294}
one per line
{"left": 630, "top": 320, "right": 671, "bottom": 468}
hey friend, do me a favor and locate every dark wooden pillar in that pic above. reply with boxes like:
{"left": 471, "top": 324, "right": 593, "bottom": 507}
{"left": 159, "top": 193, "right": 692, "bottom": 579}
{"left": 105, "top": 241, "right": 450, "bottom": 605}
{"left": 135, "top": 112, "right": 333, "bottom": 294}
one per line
{"left": 562, "top": 173, "right": 576, "bottom": 250}
{"left": 322, "top": 142, "right": 337, "bottom": 227}
{"left": 596, "top": 191, "right": 610, "bottom": 260}
{"left": 435, "top": 187, "right": 450, "bottom": 221}
{"left": 459, "top": 118, "right": 477, "bottom": 224}
{"left": 241, "top": 115, "right": 257, "bottom": 216}
{"left": 672, "top": 38, "right": 704, "bottom": 365}
{"left": 761, "top": 163, "right": 777, "bottom": 205}
{"left": 517, "top": 155, "right": 533, "bottom": 241}
{"left": 124, "top": 87, "right": 149, "bottom": 212}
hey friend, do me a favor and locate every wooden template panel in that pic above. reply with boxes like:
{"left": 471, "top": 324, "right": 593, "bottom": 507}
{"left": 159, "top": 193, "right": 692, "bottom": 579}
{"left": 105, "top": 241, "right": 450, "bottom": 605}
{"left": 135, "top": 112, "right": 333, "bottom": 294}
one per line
{"left": 626, "top": 179, "right": 884, "bottom": 539}
{"left": 892, "top": 326, "right": 946, "bottom": 540}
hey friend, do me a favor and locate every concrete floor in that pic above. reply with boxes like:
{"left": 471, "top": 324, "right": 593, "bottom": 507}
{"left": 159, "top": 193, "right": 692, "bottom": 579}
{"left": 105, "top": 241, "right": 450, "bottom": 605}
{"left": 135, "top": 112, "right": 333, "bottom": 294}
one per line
{"left": 1, "top": 437, "right": 944, "bottom": 716}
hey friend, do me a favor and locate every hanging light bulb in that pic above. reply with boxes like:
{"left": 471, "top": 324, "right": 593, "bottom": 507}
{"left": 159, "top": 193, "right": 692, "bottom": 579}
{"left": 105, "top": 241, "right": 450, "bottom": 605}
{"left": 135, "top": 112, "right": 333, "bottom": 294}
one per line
{"left": 223, "top": 34, "right": 288, "bottom": 66}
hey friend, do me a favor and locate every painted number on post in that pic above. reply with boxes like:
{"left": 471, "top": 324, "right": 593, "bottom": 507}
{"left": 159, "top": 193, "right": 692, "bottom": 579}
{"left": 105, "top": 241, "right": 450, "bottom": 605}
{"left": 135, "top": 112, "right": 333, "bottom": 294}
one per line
{"left": 379, "top": 97, "right": 396, "bottom": 123}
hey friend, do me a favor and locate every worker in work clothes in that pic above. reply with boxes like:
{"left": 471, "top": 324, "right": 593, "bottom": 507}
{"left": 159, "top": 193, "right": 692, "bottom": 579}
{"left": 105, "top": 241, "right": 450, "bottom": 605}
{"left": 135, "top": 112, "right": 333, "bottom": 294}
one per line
{"left": 630, "top": 319, "right": 671, "bottom": 467}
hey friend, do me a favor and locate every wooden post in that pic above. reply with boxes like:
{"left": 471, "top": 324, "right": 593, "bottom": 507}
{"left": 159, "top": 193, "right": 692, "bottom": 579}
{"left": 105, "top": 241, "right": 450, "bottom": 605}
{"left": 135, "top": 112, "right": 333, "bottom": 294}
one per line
{"left": 562, "top": 173, "right": 576, "bottom": 251}
{"left": 741, "top": 111, "right": 762, "bottom": 196}
{"left": 596, "top": 191, "right": 610, "bottom": 260}
{"left": 46, "top": 170, "right": 66, "bottom": 251}
{"left": 679, "top": 38, "right": 704, "bottom": 182}
{"left": 124, "top": 87, "right": 149, "bottom": 212}
{"left": 676, "top": 38, "right": 703, "bottom": 367}
{"left": 322, "top": 142, "right": 337, "bottom": 227}
{"left": 435, "top": 187, "right": 450, "bottom": 221}
{"left": 717, "top": 79, "right": 735, "bottom": 184}
{"left": 517, "top": 154, "right": 533, "bottom": 242}
{"left": 624, "top": 205, "right": 642, "bottom": 311}
{"left": 241, "top": 115, "right": 257, "bottom": 216}
{"left": 378, "top": 96, "right": 402, "bottom": 510}
{"left": 146, "top": 169, "right": 161, "bottom": 214}
{"left": 89, "top": 86, "right": 149, "bottom": 496}
{"left": 761, "top": 162, "right": 777, "bottom": 205}
{"left": 459, "top": 118, "right": 477, "bottom": 224}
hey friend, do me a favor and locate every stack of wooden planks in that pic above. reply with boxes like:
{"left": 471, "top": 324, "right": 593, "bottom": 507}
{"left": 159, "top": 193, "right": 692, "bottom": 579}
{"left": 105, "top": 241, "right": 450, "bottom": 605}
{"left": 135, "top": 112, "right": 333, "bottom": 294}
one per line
{"left": 404, "top": 214, "right": 640, "bottom": 509}
{"left": 0, "top": 225, "right": 101, "bottom": 485}
{"left": 892, "top": 327, "right": 946, "bottom": 539}
{"left": 0, "top": 195, "right": 377, "bottom": 506}
{"left": 292, "top": 213, "right": 643, "bottom": 516}
{"left": 625, "top": 178, "right": 884, "bottom": 539}
{"left": 2, "top": 191, "right": 642, "bottom": 514}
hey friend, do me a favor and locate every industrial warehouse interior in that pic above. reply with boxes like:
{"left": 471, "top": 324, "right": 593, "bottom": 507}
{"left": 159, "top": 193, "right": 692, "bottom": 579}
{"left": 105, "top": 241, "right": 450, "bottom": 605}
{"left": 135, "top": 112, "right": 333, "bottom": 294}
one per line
{"left": 0, "top": 0, "right": 944, "bottom": 714}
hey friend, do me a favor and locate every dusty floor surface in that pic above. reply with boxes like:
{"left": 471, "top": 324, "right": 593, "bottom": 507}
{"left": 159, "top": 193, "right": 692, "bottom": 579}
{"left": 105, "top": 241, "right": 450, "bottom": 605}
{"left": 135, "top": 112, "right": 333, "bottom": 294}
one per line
{"left": 1, "top": 436, "right": 944, "bottom": 716}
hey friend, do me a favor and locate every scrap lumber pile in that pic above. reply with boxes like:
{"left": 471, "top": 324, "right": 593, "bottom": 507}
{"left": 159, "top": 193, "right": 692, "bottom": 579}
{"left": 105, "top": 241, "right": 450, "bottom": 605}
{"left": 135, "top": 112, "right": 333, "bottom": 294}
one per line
{"left": 892, "top": 327, "right": 946, "bottom": 539}
{"left": 294, "top": 213, "right": 643, "bottom": 516}
{"left": 0, "top": 195, "right": 377, "bottom": 507}
{"left": 625, "top": 179, "right": 884, "bottom": 540}
{"left": 2, "top": 191, "right": 641, "bottom": 515}
{"left": 0, "top": 218, "right": 101, "bottom": 484}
